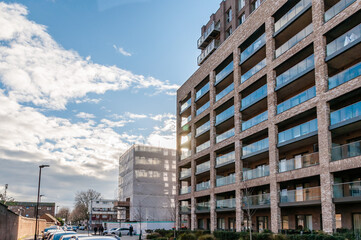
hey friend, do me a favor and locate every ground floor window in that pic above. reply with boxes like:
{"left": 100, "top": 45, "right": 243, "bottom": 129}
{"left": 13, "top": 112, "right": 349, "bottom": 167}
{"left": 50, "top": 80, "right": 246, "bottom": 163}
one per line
{"left": 257, "top": 216, "right": 268, "bottom": 232}
{"left": 353, "top": 214, "right": 361, "bottom": 230}
{"left": 217, "top": 218, "right": 225, "bottom": 230}
{"left": 296, "top": 215, "right": 313, "bottom": 231}
{"left": 229, "top": 217, "right": 236, "bottom": 230}
{"left": 198, "top": 219, "right": 204, "bottom": 230}
{"left": 336, "top": 214, "right": 342, "bottom": 229}
{"left": 282, "top": 216, "right": 289, "bottom": 230}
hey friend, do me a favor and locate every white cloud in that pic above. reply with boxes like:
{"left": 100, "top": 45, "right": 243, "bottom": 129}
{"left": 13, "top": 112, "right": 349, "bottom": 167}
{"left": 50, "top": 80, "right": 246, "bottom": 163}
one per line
{"left": 76, "top": 112, "right": 95, "bottom": 119}
{"left": 75, "top": 97, "right": 102, "bottom": 104}
{"left": 0, "top": 2, "right": 179, "bottom": 110}
{"left": 113, "top": 44, "right": 132, "bottom": 57}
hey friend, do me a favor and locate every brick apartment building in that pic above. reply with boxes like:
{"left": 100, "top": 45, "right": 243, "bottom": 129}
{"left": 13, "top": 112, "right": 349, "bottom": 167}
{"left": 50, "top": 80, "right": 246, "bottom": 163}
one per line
{"left": 89, "top": 199, "right": 118, "bottom": 228}
{"left": 8, "top": 202, "right": 55, "bottom": 218}
{"left": 176, "top": 0, "right": 361, "bottom": 233}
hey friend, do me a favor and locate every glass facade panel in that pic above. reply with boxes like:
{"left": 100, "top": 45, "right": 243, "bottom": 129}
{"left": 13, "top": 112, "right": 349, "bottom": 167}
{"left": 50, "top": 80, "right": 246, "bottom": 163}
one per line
{"left": 216, "top": 128, "right": 235, "bottom": 143}
{"left": 242, "top": 111, "right": 268, "bottom": 131}
{"left": 278, "top": 119, "right": 318, "bottom": 144}
{"left": 216, "top": 83, "right": 234, "bottom": 102}
{"left": 325, "top": 0, "right": 356, "bottom": 22}
{"left": 215, "top": 61, "right": 234, "bottom": 85}
{"left": 330, "top": 101, "right": 361, "bottom": 125}
{"left": 216, "top": 106, "right": 235, "bottom": 125}
{"left": 240, "top": 33, "right": 266, "bottom": 63}
{"left": 274, "top": 0, "right": 311, "bottom": 32}
{"left": 277, "top": 86, "right": 316, "bottom": 114}
{"left": 241, "top": 58, "right": 266, "bottom": 83}
{"left": 242, "top": 138, "right": 269, "bottom": 156}
{"left": 216, "top": 151, "right": 235, "bottom": 166}
{"left": 196, "top": 82, "right": 210, "bottom": 100}
{"left": 241, "top": 84, "right": 267, "bottom": 109}
{"left": 326, "top": 23, "right": 361, "bottom": 57}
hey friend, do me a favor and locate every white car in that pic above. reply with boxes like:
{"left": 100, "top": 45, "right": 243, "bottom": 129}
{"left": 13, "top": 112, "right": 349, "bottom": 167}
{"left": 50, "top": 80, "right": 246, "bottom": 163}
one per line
{"left": 103, "top": 228, "right": 129, "bottom": 236}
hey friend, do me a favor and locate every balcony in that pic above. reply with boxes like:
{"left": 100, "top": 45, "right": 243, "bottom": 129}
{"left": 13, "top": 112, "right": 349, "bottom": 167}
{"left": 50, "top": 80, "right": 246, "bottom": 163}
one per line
{"left": 216, "top": 151, "right": 235, "bottom": 167}
{"left": 241, "top": 84, "right": 267, "bottom": 110}
{"left": 216, "top": 173, "right": 236, "bottom": 187}
{"left": 277, "top": 86, "right": 316, "bottom": 114}
{"left": 196, "top": 141, "right": 210, "bottom": 153}
{"left": 216, "top": 83, "right": 234, "bottom": 102}
{"left": 216, "top": 106, "right": 234, "bottom": 125}
{"left": 240, "top": 33, "right": 266, "bottom": 64}
{"left": 278, "top": 119, "right": 318, "bottom": 146}
{"left": 216, "top": 198, "right": 236, "bottom": 210}
{"left": 181, "top": 133, "right": 191, "bottom": 145}
{"left": 243, "top": 193, "right": 270, "bottom": 209}
{"left": 180, "top": 99, "right": 191, "bottom": 114}
{"left": 180, "top": 205, "right": 191, "bottom": 214}
{"left": 215, "top": 61, "right": 234, "bottom": 86}
{"left": 242, "top": 138, "right": 269, "bottom": 158}
{"left": 243, "top": 165, "right": 270, "bottom": 180}
{"left": 280, "top": 186, "right": 321, "bottom": 205}
{"left": 216, "top": 128, "right": 235, "bottom": 144}
{"left": 329, "top": 62, "right": 361, "bottom": 89}
{"left": 333, "top": 180, "right": 361, "bottom": 203}
{"left": 181, "top": 115, "right": 192, "bottom": 127}
{"left": 198, "top": 39, "right": 221, "bottom": 65}
{"left": 241, "top": 58, "right": 266, "bottom": 83}
{"left": 275, "top": 24, "right": 313, "bottom": 58}
{"left": 325, "top": 0, "right": 356, "bottom": 22}
{"left": 196, "top": 82, "right": 210, "bottom": 101}
{"left": 326, "top": 23, "right": 361, "bottom": 59}
{"left": 330, "top": 101, "right": 361, "bottom": 128}
{"left": 331, "top": 140, "right": 361, "bottom": 161}
{"left": 242, "top": 111, "right": 268, "bottom": 131}
{"left": 276, "top": 54, "right": 314, "bottom": 90}
{"left": 180, "top": 186, "right": 191, "bottom": 195}
{"left": 180, "top": 168, "right": 191, "bottom": 179}
{"left": 197, "top": 21, "right": 220, "bottom": 49}
{"left": 196, "top": 161, "right": 210, "bottom": 174}
{"left": 180, "top": 149, "right": 191, "bottom": 160}
{"left": 279, "top": 152, "right": 319, "bottom": 173}
{"left": 274, "top": 0, "right": 312, "bottom": 34}
{"left": 196, "top": 201, "right": 210, "bottom": 212}
{"left": 196, "top": 181, "right": 211, "bottom": 192}
{"left": 196, "top": 121, "right": 210, "bottom": 137}
{"left": 196, "top": 101, "right": 210, "bottom": 116}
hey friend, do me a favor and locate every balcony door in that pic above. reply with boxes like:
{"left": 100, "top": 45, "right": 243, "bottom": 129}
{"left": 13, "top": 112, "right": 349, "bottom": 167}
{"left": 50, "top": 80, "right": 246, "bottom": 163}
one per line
{"left": 296, "top": 184, "right": 304, "bottom": 202}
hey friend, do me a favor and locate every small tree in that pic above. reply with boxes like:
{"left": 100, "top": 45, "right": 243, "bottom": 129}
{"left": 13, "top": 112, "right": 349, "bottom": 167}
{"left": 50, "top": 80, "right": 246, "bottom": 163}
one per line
{"left": 73, "top": 189, "right": 101, "bottom": 225}
{"left": 242, "top": 177, "right": 257, "bottom": 240}
{"left": 70, "top": 204, "right": 88, "bottom": 224}
{"left": 57, "top": 207, "right": 70, "bottom": 223}
{"left": 133, "top": 200, "right": 145, "bottom": 236}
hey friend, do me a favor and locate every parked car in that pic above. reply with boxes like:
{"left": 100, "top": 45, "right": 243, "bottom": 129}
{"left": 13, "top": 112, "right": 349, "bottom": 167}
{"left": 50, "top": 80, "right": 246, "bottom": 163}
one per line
{"left": 111, "top": 228, "right": 130, "bottom": 236}
{"left": 70, "top": 236, "right": 120, "bottom": 240}
{"left": 102, "top": 228, "right": 117, "bottom": 235}
{"left": 42, "top": 226, "right": 60, "bottom": 240}
{"left": 78, "top": 226, "right": 85, "bottom": 230}
{"left": 60, "top": 234, "right": 89, "bottom": 240}
{"left": 49, "top": 231, "right": 76, "bottom": 240}
{"left": 47, "top": 230, "right": 65, "bottom": 240}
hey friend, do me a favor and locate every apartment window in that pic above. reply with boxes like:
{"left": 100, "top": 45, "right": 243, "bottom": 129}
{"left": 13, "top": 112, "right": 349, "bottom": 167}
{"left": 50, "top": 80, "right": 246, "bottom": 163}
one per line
{"left": 296, "top": 215, "right": 313, "bottom": 231}
{"left": 336, "top": 214, "right": 342, "bottom": 229}
{"left": 226, "top": 27, "right": 233, "bottom": 38}
{"left": 238, "top": 13, "right": 246, "bottom": 26}
{"left": 251, "top": 0, "right": 261, "bottom": 12}
{"left": 217, "top": 218, "right": 226, "bottom": 230}
{"left": 238, "top": 0, "right": 245, "bottom": 10}
{"left": 257, "top": 216, "right": 268, "bottom": 232}
{"left": 226, "top": 8, "right": 232, "bottom": 23}
{"left": 198, "top": 219, "right": 204, "bottom": 229}
{"left": 282, "top": 216, "right": 289, "bottom": 230}
{"left": 354, "top": 214, "right": 361, "bottom": 230}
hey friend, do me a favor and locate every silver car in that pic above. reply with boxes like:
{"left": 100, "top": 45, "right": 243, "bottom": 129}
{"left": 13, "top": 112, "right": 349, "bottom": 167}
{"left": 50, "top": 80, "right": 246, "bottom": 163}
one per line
{"left": 70, "top": 236, "right": 120, "bottom": 240}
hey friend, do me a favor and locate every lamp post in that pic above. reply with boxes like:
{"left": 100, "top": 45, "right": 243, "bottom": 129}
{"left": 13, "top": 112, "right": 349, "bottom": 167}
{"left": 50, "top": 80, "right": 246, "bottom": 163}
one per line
{"left": 34, "top": 164, "right": 49, "bottom": 240}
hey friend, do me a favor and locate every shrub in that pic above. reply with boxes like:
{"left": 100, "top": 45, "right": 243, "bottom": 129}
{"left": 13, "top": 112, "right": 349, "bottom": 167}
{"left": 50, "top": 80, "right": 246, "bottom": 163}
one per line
{"left": 179, "top": 233, "right": 197, "bottom": 240}
{"left": 198, "top": 234, "right": 216, "bottom": 240}
{"left": 147, "top": 232, "right": 161, "bottom": 239}
{"left": 274, "top": 234, "right": 287, "bottom": 240}
{"left": 154, "top": 238, "right": 168, "bottom": 240}
{"left": 214, "top": 231, "right": 241, "bottom": 240}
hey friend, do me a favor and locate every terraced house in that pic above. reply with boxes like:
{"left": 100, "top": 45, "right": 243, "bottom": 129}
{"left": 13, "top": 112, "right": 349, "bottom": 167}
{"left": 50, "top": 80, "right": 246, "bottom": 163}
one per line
{"left": 176, "top": 0, "right": 361, "bottom": 234}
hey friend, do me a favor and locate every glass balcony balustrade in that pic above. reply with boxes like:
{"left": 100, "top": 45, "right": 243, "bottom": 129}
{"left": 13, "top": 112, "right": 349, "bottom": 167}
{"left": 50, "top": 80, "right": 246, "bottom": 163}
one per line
{"left": 275, "top": 24, "right": 313, "bottom": 58}
{"left": 180, "top": 205, "right": 191, "bottom": 213}
{"left": 216, "top": 128, "right": 235, "bottom": 143}
{"left": 243, "top": 165, "right": 270, "bottom": 180}
{"left": 180, "top": 186, "right": 191, "bottom": 195}
{"left": 196, "top": 141, "right": 210, "bottom": 153}
{"left": 180, "top": 168, "right": 191, "bottom": 178}
{"left": 325, "top": 0, "right": 356, "bottom": 22}
{"left": 215, "top": 61, "right": 234, "bottom": 85}
{"left": 333, "top": 180, "right": 361, "bottom": 198}
{"left": 196, "top": 101, "right": 210, "bottom": 116}
{"left": 197, "top": 21, "right": 220, "bottom": 48}
{"left": 180, "top": 149, "right": 191, "bottom": 160}
{"left": 280, "top": 186, "right": 321, "bottom": 203}
{"left": 180, "top": 133, "right": 191, "bottom": 145}
{"left": 216, "top": 83, "right": 234, "bottom": 102}
{"left": 243, "top": 193, "right": 270, "bottom": 207}
{"left": 181, "top": 115, "right": 191, "bottom": 127}
{"left": 329, "top": 62, "right": 361, "bottom": 89}
{"left": 279, "top": 152, "right": 319, "bottom": 173}
{"left": 196, "top": 201, "right": 210, "bottom": 211}
{"left": 197, "top": 39, "right": 220, "bottom": 65}
{"left": 274, "top": 0, "right": 312, "bottom": 33}
{"left": 277, "top": 86, "right": 316, "bottom": 114}
{"left": 216, "top": 151, "right": 235, "bottom": 166}
{"left": 180, "top": 99, "right": 191, "bottom": 113}
{"left": 240, "top": 33, "right": 266, "bottom": 63}
{"left": 196, "top": 82, "right": 210, "bottom": 100}
{"left": 242, "top": 138, "right": 269, "bottom": 156}
{"left": 278, "top": 119, "right": 318, "bottom": 144}
{"left": 216, "top": 173, "right": 236, "bottom": 187}
{"left": 196, "top": 121, "right": 210, "bottom": 136}
{"left": 196, "top": 161, "right": 210, "bottom": 174}
{"left": 241, "top": 58, "right": 266, "bottom": 83}
{"left": 331, "top": 140, "right": 361, "bottom": 161}
{"left": 327, "top": 23, "right": 361, "bottom": 57}
{"left": 330, "top": 101, "right": 361, "bottom": 125}
{"left": 276, "top": 54, "right": 314, "bottom": 88}
{"left": 216, "top": 198, "right": 236, "bottom": 209}
{"left": 242, "top": 111, "right": 268, "bottom": 131}
{"left": 196, "top": 181, "right": 211, "bottom": 192}
{"left": 241, "top": 84, "right": 267, "bottom": 110}
{"left": 216, "top": 106, "right": 235, "bottom": 125}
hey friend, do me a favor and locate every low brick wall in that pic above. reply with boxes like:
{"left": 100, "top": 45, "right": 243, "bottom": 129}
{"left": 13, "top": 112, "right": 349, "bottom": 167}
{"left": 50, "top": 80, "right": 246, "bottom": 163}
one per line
{"left": 17, "top": 216, "right": 47, "bottom": 240}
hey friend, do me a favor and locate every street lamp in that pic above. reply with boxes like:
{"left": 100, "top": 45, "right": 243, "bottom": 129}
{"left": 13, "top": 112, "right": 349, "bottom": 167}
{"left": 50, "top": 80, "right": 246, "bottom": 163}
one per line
{"left": 34, "top": 164, "right": 50, "bottom": 240}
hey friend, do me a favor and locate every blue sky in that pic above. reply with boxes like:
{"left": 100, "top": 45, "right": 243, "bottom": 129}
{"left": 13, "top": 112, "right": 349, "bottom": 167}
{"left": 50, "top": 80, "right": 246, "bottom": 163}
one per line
{"left": 0, "top": 0, "right": 221, "bottom": 208}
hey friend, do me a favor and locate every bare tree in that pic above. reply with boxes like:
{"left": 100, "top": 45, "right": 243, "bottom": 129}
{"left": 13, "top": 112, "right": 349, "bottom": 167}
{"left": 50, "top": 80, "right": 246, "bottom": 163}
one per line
{"left": 75, "top": 189, "right": 101, "bottom": 209}
{"left": 242, "top": 179, "right": 257, "bottom": 240}
{"left": 166, "top": 196, "right": 177, "bottom": 239}
{"left": 70, "top": 204, "right": 88, "bottom": 223}
{"left": 57, "top": 207, "right": 70, "bottom": 222}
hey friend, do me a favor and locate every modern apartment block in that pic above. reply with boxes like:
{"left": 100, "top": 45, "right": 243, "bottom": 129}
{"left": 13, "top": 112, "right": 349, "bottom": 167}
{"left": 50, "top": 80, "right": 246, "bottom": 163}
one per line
{"left": 118, "top": 145, "right": 177, "bottom": 222}
{"left": 176, "top": 0, "right": 361, "bottom": 233}
{"left": 89, "top": 199, "right": 118, "bottom": 228}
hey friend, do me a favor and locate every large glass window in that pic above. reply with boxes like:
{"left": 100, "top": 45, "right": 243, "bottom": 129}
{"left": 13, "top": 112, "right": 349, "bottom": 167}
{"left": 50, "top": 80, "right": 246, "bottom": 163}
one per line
{"left": 217, "top": 218, "right": 226, "bottom": 230}
{"left": 198, "top": 219, "right": 204, "bottom": 230}
{"left": 296, "top": 215, "right": 313, "bottom": 231}
{"left": 282, "top": 216, "right": 289, "bottom": 230}
{"left": 354, "top": 214, "right": 361, "bottom": 231}
{"left": 336, "top": 214, "right": 342, "bottom": 229}
{"left": 239, "top": 0, "right": 245, "bottom": 10}
{"left": 257, "top": 216, "right": 268, "bottom": 232}
{"left": 227, "top": 9, "right": 232, "bottom": 23}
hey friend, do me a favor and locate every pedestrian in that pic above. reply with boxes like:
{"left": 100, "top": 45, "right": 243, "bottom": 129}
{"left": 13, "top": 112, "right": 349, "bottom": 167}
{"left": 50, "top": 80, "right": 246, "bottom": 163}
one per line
{"left": 94, "top": 226, "right": 98, "bottom": 235}
{"left": 100, "top": 225, "right": 104, "bottom": 235}
{"left": 129, "top": 225, "right": 133, "bottom": 236}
